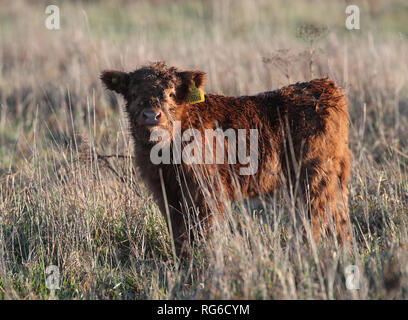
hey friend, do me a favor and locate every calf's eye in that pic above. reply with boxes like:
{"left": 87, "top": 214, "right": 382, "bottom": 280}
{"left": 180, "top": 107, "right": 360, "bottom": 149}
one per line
{"left": 169, "top": 93, "right": 176, "bottom": 99}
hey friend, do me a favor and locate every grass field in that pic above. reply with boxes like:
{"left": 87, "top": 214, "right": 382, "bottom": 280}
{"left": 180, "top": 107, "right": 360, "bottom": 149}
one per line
{"left": 0, "top": 0, "right": 407, "bottom": 299}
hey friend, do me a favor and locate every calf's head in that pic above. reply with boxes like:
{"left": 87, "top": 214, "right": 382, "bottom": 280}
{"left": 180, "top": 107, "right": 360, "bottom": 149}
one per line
{"left": 101, "top": 62, "right": 205, "bottom": 142}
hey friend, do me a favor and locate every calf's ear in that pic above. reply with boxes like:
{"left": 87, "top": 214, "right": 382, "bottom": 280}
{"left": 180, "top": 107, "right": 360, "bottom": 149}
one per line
{"left": 178, "top": 70, "right": 206, "bottom": 89}
{"left": 100, "top": 70, "right": 130, "bottom": 96}
{"left": 177, "top": 70, "right": 206, "bottom": 103}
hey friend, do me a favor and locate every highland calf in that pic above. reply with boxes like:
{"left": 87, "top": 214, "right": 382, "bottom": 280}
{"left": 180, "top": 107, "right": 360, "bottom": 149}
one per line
{"left": 101, "top": 62, "right": 351, "bottom": 257}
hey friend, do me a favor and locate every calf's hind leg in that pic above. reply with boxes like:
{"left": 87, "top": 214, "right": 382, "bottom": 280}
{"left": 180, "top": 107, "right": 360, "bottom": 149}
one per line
{"left": 308, "top": 165, "right": 351, "bottom": 244}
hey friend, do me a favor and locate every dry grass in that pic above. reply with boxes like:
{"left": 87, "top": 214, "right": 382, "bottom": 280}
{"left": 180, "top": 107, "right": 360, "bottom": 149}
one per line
{"left": 0, "top": 0, "right": 407, "bottom": 299}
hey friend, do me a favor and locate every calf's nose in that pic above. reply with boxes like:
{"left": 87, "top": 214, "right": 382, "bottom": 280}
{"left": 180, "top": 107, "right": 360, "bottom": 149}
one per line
{"left": 142, "top": 110, "right": 162, "bottom": 125}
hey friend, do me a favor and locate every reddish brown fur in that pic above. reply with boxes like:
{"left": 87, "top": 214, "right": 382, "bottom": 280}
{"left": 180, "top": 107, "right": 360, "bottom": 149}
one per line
{"left": 101, "top": 62, "right": 351, "bottom": 257}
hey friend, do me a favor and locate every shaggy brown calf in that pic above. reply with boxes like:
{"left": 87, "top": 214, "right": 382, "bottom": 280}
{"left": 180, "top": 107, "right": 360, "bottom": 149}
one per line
{"left": 101, "top": 62, "right": 351, "bottom": 257}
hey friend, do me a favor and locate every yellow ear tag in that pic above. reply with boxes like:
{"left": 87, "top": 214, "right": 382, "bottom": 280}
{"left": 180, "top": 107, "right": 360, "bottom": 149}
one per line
{"left": 186, "top": 81, "right": 205, "bottom": 104}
